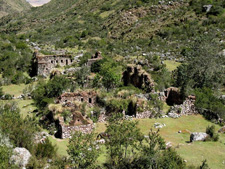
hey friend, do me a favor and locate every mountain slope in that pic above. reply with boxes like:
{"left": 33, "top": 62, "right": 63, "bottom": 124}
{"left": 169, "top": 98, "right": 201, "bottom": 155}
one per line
{"left": 0, "top": 0, "right": 31, "bottom": 18}
{"left": 0, "top": 0, "right": 224, "bottom": 57}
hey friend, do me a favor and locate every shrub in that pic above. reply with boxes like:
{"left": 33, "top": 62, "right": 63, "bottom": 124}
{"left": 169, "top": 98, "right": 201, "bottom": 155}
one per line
{"left": 206, "top": 125, "right": 219, "bottom": 142}
{"left": 35, "top": 138, "right": 57, "bottom": 159}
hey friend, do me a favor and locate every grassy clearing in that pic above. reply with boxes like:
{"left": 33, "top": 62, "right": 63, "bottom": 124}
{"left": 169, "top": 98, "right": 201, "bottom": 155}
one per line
{"left": 46, "top": 115, "right": 225, "bottom": 168}
{"left": 164, "top": 60, "right": 181, "bottom": 72}
{"left": 48, "top": 136, "right": 69, "bottom": 157}
{"left": 16, "top": 99, "right": 36, "bottom": 118}
{"left": 2, "top": 84, "right": 27, "bottom": 97}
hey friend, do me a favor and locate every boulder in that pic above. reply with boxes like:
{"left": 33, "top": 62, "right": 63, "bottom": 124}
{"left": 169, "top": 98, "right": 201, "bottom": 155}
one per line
{"left": 154, "top": 122, "right": 166, "bottom": 129}
{"left": 10, "top": 147, "right": 31, "bottom": 168}
{"left": 190, "top": 132, "right": 208, "bottom": 142}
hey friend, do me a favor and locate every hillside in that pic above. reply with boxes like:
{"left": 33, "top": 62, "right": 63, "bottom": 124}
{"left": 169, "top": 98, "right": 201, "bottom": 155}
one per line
{"left": 0, "top": 0, "right": 224, "bottom": 58}
{"left": 0, "top": 0, "right": 31, "bottom": 18}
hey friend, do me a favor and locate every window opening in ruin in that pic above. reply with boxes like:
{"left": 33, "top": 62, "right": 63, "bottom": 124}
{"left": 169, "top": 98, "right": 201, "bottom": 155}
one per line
{"left": 46, "top": 68, "right": 48, "bottom": 70}
{"left": 89, "top": 98, "right": 92, "bottom": 103}
{"left": 65, "top": 100, "right": 67, "bottom": 102}
{"left": 77, "top": 119, "right": 80, "bottom": 122}
{"left": 51, "top": 60, "right": 53, "bottom": 63}
{"left": 81, "top": 98, "right": 84, "bottom": 102}
{"left": 71, "top": 59, "right": 73, "bottom": 62}
{"left": 66, "top": 60, "right": 68, "bottom": 65}
{"left": 61, "top": 60, "right": 63, "bottom": 63}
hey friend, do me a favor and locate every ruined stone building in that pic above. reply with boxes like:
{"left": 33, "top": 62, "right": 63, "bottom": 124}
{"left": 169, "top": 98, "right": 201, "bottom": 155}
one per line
{"left": 86, "top": 51, "right": 103, "bottom": 66}
{"left": 123, "top": 64, "right": 154, "bottom": 92}
{"left": 58, "top": 90, "right": 97, "bottom": 107}
{"left": 33, "top": 51, "right": 75, "bottom": 77}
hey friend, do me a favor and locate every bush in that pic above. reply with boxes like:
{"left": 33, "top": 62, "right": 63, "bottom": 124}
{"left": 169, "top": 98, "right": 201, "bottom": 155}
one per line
{"left": 206, "top": 125, "right": 219, "bottom": 142}
{"left": 35, "top": 138, "right": 57, "bottom": 159}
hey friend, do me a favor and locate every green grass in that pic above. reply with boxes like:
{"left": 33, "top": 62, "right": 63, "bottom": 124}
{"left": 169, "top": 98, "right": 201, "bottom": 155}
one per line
{"left": 164, "top": 60, "right": 181, "bottom": 72}
{"left": 2, "top": 84, "right": 28, "bottom": 97}
{"left": 16, "top": 99, "right": 36, "bottom": 118}
{"left": 48, "top": 136, "right": 69, "bottom": 157}
{"left": 42, "top": 115, "right": 225, "bottom": 168}
{"left": 99, "top": 10, "right": 115, "bottom": 18}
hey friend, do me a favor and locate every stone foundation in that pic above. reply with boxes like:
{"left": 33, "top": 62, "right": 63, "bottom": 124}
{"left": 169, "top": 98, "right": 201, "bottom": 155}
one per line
{"left": 62, "top": 124, "right": 95, "bottom": 139}
{"left": 136, "top": 111, "right": 153, "bottom": 119}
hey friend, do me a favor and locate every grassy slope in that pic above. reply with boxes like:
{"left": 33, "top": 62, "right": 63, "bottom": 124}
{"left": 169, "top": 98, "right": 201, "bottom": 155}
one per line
{"left": 0, "top": 0, "right": 30, "bottom": 18}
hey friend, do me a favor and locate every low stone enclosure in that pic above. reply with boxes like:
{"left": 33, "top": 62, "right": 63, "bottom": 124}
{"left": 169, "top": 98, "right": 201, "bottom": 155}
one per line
{"left": 123, "top": 64, "right": 154, "bottom": 92}
{"left": 57, "top": 90, "right": 97, "bottom": 107}
{"left": 33, "top": 51, "right": 75, "bottom": 77}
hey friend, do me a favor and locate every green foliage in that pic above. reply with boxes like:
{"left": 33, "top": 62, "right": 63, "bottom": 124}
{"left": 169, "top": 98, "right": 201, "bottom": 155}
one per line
{"left": 79, "top": 52, "right": 92, "bottom": 66}
{"left": 0, "top": 145, "right": 13, "bottom": 169}
{"left": 0, "top": 102, "right": 38, "bottom": 152}
{"left": 67, "top": 131, "right": 100, "bottom": 169}
{"left": 32, "top": 76, "right": 71, "bottom": 109}
{"left": 175, "top": 35, "right": 225, "bottom": 97}
{"left": 206, "top": 125, "right": 219, "bottom": 141}
{"left": 34, "top": 138, "right": 57, "bottom": 159}
{"left": 75, "top": 66, "right": 90, "bottom": 88}
{"left": 105, "top": 116, "right": 144, "bottom": 167}
{"left": 194, "top": 88, "right": 225, "bottom": 121}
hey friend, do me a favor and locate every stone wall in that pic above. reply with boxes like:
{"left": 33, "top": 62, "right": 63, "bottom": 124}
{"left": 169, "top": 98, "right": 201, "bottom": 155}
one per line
{"left": 86, "top": 51, "right": 103, "bottom": 67}
{"left": 62, "top": 124, "right": 95, "bottom": 139}
{"left": 136, "top": 111, "right": 153, "bottom": 119}
{"left": 58, "top": 90, "right": 97, "bottom": 107}
{"left": 35, "top": 52, "right": 74, "bottom": 76}
{"left": 168, "top": 98, "right": 197, "bottom": 115}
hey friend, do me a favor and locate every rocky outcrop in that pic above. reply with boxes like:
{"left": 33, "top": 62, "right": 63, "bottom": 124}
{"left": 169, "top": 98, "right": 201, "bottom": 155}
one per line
{"left": 190, "top": 133, "right": 208, "bottom": 142}
{"left": 10, "top": 147, "right": 31, "bottom": 169}
{"left": 123, "top": 64, "right": 154, "bottom": 92}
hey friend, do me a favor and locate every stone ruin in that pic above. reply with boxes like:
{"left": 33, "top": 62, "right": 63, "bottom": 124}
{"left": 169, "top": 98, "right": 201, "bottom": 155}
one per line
{"left": 33, "top": 51, "right": 75, "bottom": 77}
{"left": 55, "top": 112, "right": 94, "bottom": 139}
{"left": 164, "top": 87, "right": 183, "bottom": 106}
{"left": 57, "top": 90, "right": 97, "bottom": 107}
{"left": 123, "top": 64, "right": 154, "bottom": 92}
{"left": 54, "top": 90, "right": 98, "bottom": 139}
{"left": 86, "top": 51, "right": 103, "bottom": 67}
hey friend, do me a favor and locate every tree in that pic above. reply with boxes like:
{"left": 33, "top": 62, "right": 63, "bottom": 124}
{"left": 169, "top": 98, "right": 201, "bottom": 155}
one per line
{"left": 75, "top": 66, "right": 90, "bottom": 88}
{"left": 67, "top": 132, "right": 100, "bottom": 169}
{"left": 176, "top": 35, "right": 225, "bottom": 96}
{"left": 105, "top": 115, "right": 144, "bottom": 167}
{"left": 101, "top": 68, "right": 121, "bottom": 91}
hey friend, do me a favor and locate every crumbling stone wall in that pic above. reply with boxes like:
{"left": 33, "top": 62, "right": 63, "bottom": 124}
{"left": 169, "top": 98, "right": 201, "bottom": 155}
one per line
{"left": 86, "top": 51, "right": 103, "bottom": 67}
{"left": 58, "top": 90, "right": 97, "bottom": 107}
{"left": 56, "top": 112, "right": 94, "bottom": 139}
{"left": 34, "top": 52, "right": 74, "bottom": 77}
{"left": 123, "top": 64, "right": 154, "bottom": 92}
{"left": 164, "top": 87, "right": 183, "bottom": 105}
